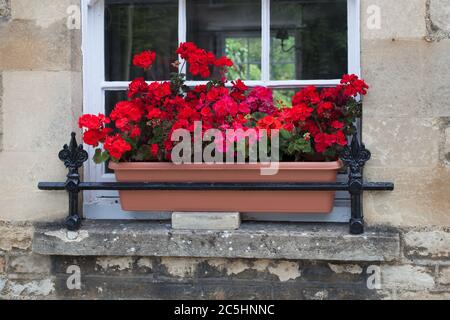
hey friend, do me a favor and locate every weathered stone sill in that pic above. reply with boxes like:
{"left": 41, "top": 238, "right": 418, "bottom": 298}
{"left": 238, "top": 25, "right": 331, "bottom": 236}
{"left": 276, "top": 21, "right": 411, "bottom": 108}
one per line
{"left": 32, "top": 221, "right": 401, "bottom": 262}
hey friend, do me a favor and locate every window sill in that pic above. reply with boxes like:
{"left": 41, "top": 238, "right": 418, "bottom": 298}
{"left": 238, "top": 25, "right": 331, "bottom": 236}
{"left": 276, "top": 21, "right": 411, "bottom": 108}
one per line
{"left": 33, "top": 221, "right": 400, "bottom": 262}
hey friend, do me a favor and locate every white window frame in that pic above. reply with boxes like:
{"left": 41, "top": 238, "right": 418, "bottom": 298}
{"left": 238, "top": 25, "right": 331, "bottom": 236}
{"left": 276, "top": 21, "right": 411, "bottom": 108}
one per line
{"left": 81, "top": 0, "right": 360, "bottom": 221}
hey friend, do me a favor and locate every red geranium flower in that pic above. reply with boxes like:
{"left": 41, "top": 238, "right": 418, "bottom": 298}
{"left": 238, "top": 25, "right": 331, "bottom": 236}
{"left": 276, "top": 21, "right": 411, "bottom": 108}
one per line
{"left": 79, "top": 114, "right": 111, "bottom": 147}
{"left": 130, "top": 126, "right": 141, "bottom": 138}
{"left": 331, "top": 121, "right": 344, "bottom": 129}
{"left": 215, "top": 56, "right": 233, "bottom": 67}
{"left": 147, "top": 108, "right": 163, "bottom": 120}
{"left": 292, "top": 86, "right": 320, "bottom": 105}
{"left": 317, "top": 101, "right": 334, "bottom": 115}
{"left": 232, "top": 79, "right": 248, "bottom": 92}
{"left": 133, "top": 50, "right": 156, "bottom": 70}
{"left": 176, "top": 42, "right": 232, "bottom": 79}
{"left": 104, "top": 134, "right": 132, "bottom": 160}
{"left": 151, "top": 144, "right": 159, "bottom": 157}
{"left": 335, "top": 130, "right": 348, "bottom": 146}
{"left": 78, "top": 114, "right": 109, "bottom": 130}
{"left": 82, "top": 128, "right": 111, "bottom": 147}
{"left": 128, "top": 77, "right": 148, "bottom": 98}
{"left": 290, "top": 103, "right": 314, "bottom": 122}
{"left": 340, "top": 74, "right": 369, "bottom": 97}
{"left": 110, "top": 101, "right": 143, "bottom": 123}
{"left": 257, "top": 116, "right": 283, "bottom": 131}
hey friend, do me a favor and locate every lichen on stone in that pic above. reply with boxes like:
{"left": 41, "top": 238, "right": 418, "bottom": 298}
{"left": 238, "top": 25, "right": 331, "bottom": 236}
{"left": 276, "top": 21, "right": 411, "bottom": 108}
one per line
{"left": 426, "top": 0, "right": 450, "bottom": 41}
{"left": 0, "top": 0, "right": 11, "bottom": 21}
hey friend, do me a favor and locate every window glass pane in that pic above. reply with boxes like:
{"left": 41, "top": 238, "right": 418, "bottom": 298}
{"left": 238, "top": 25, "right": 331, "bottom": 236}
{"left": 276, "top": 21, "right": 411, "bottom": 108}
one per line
{"left": 225, "top": 38, "right": 261, "bottom": 81}
{"left": 105, "top": 0, "right": 178, "bottom": 81}
{"left": 187, "top": 0, "right": 262, "bottom": 81}
{"left": 271, "top": 0, "right": 348, "bottom": 80}
{"left": 271, "top": 37, "right": 296, "bottom": 81}
{"left": 105, "top": 90, "right": 127, "bottom": 118}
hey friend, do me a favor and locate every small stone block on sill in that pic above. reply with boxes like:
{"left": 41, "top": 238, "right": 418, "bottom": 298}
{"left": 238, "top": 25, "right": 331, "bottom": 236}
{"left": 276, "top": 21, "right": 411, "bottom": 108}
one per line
{"left": 172, "top": 212, "right": 241, "bottom": 230}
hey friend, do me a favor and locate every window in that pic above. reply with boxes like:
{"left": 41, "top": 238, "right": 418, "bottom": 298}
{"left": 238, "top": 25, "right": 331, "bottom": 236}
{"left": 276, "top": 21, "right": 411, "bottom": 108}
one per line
{"left": 81, "top": 0, "right": 360, "bottom": 221}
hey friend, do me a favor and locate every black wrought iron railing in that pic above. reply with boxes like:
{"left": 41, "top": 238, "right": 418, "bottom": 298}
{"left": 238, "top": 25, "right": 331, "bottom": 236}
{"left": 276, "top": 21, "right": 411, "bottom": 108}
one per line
{"left": 38, "top": 132, "right": 394, "bottom": 235}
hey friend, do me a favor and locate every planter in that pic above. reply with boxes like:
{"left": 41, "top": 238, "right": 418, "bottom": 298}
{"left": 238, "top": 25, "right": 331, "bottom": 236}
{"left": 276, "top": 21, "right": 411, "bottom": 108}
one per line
{"left": 109, "top": 161, "right": 343, "bottom": 214}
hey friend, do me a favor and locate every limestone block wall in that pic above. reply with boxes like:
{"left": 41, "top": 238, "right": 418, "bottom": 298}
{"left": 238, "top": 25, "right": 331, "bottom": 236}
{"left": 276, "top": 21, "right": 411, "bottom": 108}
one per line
{"left": 361, "top": 0, "right": 450, "bottom": 227}
{"left": 0, "top": 0, "right": 82, "bottom": 221}
{"left": 0, "top": 221, "right": 450, "bottom": 300}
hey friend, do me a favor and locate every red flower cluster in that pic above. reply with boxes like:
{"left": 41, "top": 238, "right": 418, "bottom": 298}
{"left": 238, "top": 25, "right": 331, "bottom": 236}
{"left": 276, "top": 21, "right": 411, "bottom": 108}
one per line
{"left": 340, "top": 74, "right": 369, "bottom": 96}
{"left": 177, "top": 42, "right": 233, "bottom": 78}
{"left": 79, "top": 43, "right": 368, "bottom": 163}
{"left": 78, "top": 114, "right": 111, "bottom": 147}
{"left": 133, "top": 50, "right": 156, "bottom": 70}
{"left": 255, "top": 75, "right": 369, "bottom": 158}
{"left": 104, "top": 134, "right": 132, "bottom": 160}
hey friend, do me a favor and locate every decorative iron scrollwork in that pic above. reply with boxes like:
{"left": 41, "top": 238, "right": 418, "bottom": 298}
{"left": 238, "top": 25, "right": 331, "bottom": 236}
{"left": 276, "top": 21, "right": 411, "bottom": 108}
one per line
{"left": 341, "top": 134, "right": 371, "bottom": 177}
{"left": 340, "top": 134, "right": 371, "bottom": 235}
{"left": 57, "top": 133, "right": 88, "bottom": 231}
{"left": 58, "top": 132, "right": 89, "bottom": 171}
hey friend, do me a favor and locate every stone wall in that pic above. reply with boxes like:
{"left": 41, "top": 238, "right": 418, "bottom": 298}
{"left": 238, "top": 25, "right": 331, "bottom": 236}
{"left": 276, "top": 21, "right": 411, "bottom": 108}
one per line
{"left": 1, "top": 221, "right": 450, "bottom": 300}
{"left": 0, "top": 0, "right": 82, "bottom": 222}
{"left": 0, "top": 0, "right": 449, "bottom": 300}
{"left": 361, "top": 0, "right": 450, "bottom": 227}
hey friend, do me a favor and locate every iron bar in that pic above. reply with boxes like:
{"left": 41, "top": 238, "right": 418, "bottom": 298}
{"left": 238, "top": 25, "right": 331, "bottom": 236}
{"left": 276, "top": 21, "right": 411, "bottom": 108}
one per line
{"left": 38, "top": 181, "right": 394, "bottom": 192}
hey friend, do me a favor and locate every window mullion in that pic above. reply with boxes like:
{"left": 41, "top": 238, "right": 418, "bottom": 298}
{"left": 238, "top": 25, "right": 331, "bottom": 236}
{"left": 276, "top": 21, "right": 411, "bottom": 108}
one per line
{"left": 261, "top": 0, "right": 270, "bottom": 84}
{"left": 98, "top": 0, "right": 105, "bottom": 83}
{"left": 347, "top": 0, "right": 360, "bottom": 76}
{"left": 178, "top": 0, "right": 187, "bottom": 74}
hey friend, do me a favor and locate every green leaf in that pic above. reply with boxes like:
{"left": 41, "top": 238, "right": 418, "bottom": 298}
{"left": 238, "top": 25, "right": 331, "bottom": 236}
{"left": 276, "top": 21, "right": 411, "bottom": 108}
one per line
{"left": 287, "top": 143, "right": 297, "bottom": 154}
{"left": 285, "top": 138, "right": 313, "bottom": 156}
{"left": 124, "top": 137, "right": 137, "bottom": 149}
{"left": 295, "top": 138, "right": 313, "bottom": 154}
{"left": 152, "top": 126, "right": 163, "bottom": 137}
{"left": 251, "top": 112, "right": 268, "bottom": 121}
{"left": 93, "top": 149, "right": 102, "bottom": 164}
{"left": 133, "top": 145, "right": 149, "bottom": 161}
{"left": 280, "top": 128, "right": 292, "bottom": 140}
{"left": 93, "top": 149, "right": 110, "bottom": 164}
{"left": 101, "top": 151, "right": 110, "bottom": 163}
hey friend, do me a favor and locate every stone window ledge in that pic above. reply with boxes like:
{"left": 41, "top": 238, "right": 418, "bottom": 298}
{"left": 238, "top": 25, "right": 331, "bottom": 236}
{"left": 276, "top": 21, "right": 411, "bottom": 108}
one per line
{"left": 32, "top": 221, "right": 401, "bottom": 262}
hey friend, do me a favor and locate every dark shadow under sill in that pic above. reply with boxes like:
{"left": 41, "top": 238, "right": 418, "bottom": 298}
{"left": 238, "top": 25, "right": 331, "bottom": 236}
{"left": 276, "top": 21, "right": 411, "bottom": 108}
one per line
{"left": 32, "top": 220, "right": 401, "bottom": 262}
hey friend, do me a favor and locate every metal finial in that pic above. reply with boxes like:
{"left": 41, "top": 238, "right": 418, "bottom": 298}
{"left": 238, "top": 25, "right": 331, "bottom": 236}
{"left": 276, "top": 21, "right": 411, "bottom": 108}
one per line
{"left": 341, "top": 134, "right": 371, "bottom": 173}
{"left": 58, "top": 132, "right": 89, "bottom": 170}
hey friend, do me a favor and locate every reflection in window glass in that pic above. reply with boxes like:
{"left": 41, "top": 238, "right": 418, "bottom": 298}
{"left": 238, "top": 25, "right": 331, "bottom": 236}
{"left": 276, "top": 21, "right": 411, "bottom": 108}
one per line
{"left": 271, "top": 36, "right": 296, "bottom": 80}
{"left": 105, "top": 0, "right": 178, "bottom": 81}
{"left": 271, "top": 0, "right": 348, "bottom": 80}
{"left": 226, "top": 38, "right": 261, "bottom": 80}
{"left": 187, "top": 0, "right": 262, "bottom": 81}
